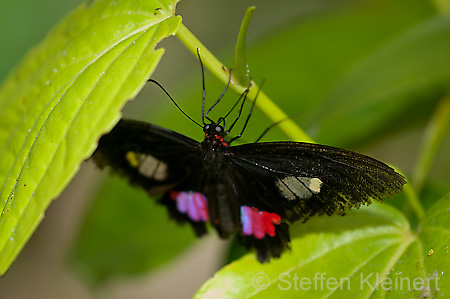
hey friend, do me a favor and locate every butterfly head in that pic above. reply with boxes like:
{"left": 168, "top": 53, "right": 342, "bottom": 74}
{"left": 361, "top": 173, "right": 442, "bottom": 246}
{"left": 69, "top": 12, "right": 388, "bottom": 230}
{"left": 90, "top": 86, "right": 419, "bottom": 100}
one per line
{"left": 203, "top": 123, "right": 229, "bottom": 147}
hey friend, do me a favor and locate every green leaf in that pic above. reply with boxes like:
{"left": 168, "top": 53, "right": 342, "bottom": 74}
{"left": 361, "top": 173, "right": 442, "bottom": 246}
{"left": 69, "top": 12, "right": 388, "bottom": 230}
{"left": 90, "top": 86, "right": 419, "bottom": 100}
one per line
{"left": 195, "top": 194, "right": 450, "bottom": 298}
{"left": 70, "top": 175, "right": 196, "bottom": 284}
{"left": 0, "top": 0, "right": 181, "bottom": 275}
{"left": 234, "top": 6, "right": 255, "bottom": 86}
{"left": 412, "top": 193, "right": 450, "bottom": 296}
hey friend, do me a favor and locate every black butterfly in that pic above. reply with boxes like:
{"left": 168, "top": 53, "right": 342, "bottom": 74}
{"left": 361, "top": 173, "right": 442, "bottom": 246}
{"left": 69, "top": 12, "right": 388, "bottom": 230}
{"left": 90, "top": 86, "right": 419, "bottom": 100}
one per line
{"left": 92, "top": 61, "right": 406, "bottom": 263}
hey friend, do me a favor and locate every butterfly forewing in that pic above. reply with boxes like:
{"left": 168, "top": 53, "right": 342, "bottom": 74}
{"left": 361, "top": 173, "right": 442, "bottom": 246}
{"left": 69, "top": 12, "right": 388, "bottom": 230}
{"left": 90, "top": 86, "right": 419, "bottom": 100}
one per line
{"left": 93, "top": 119, "right": 201, "bottom": 196}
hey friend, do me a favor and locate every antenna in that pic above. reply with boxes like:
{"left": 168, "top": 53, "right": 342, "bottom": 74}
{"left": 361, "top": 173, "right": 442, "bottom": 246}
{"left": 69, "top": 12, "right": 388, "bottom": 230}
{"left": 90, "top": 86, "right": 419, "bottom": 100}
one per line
{"left": 204, "top": 69, "right": 232, "bottom": 120}
{"left": 147, "top": 79, "right": 203, "bottom": 128}
{"left": 196, "top": 49, "right": 207, "bottom": 125}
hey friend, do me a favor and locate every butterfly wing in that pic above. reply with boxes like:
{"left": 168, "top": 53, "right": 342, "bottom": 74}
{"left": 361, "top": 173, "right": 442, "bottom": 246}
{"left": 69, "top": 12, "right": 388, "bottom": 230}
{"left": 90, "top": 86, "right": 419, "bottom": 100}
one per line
{"left": 93, "top": 119, "right": 202, "bottom": 192}
{"left": 228, "top": 141, "right": 405, "bottom": 220}
{"left": 224, "top": 141, "right": 406, "bottom": 261}
{"left": 92, "top": 119, "right": 211, "bottom": 234}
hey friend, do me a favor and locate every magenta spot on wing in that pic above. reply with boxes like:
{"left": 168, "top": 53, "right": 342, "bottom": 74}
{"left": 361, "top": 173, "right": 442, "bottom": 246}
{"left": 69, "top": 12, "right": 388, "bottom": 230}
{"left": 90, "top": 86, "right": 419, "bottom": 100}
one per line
{"left": 240, "top": 206, "right": 281, "bottom": 239}
{"left": 240, "top": 206, "right": 253, "bottom": 235}
{"left": 192, "top": 192, "right": 209, "bottom": 221}
{"left": 174, "top": 192, "right": 188, "bottom": 213}
{"left": 170, "top": 191, "right": 209, "bottom": 222}
{"left": 187, "top": 194, "right": 199, "bottom": 221}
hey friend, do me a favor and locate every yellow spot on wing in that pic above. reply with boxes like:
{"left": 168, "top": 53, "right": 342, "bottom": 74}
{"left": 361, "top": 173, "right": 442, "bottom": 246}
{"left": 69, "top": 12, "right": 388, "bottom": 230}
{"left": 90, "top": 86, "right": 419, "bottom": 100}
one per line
{"left": 126, "top": 151, "right": 141, "bottom": 167}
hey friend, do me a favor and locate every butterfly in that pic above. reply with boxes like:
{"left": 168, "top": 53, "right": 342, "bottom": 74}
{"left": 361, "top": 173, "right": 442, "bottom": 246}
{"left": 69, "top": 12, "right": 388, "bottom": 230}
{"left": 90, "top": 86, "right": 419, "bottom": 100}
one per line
{"left": 92, "top": 59, "right": 406, "bottom": 263}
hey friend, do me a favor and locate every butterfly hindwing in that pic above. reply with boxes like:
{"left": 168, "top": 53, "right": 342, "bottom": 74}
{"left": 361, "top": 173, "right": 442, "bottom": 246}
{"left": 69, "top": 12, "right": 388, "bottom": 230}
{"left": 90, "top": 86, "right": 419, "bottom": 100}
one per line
{"left": 219, "top": 158, "right": 292, "bottom": 261}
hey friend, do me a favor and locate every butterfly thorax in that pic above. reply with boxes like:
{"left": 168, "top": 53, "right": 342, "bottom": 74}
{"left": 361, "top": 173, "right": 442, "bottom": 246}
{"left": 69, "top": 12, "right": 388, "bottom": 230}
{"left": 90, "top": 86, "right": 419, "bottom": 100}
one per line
{"left": 201, "top": 123, "right": 229, "bottom": 150}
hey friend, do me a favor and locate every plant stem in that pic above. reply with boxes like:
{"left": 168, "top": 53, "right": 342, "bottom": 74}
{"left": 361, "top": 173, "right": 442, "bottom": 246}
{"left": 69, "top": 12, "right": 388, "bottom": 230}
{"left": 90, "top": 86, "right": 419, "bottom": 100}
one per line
{"left": 413, "top": 94, "right": 450, "bottom": 194}
{"left": 403, "top": 180, "right": 426, "bottom": 221}
{"left": 176, "top": 23, "right": 313, "bottom": 142}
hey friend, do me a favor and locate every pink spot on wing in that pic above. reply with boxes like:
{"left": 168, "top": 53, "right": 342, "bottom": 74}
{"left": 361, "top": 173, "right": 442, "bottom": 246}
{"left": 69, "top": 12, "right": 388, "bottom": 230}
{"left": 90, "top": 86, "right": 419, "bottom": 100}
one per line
{"left": 240, "top": 206, "right": 281, "bottom": 239}
{"left": 170, "top": 191, "right": 209, "bottom": 222}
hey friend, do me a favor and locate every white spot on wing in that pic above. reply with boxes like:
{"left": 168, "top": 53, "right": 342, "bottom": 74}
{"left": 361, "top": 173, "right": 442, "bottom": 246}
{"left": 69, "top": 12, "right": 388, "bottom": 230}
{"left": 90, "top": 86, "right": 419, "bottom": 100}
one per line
{"left": 139, "top": 155, "right": 168, "bottom": 181}
{"left": 276, "top": 176, "right": 322, "bottom": 200}
{"left": 276, "top": 179, "right": 295, "bottom": 200}
{"left": 126, "top": 152, "right": 168, "bottom": 181}
{"left": 309, "top": 178, "right": 322, "bottom": 193}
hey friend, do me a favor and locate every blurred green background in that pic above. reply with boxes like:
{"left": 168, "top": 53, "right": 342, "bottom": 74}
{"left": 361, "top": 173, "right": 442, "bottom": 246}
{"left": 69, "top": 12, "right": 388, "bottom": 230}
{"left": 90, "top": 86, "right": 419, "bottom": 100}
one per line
{"left": 1, "top": 0, "right": 450, "bottom": 298}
